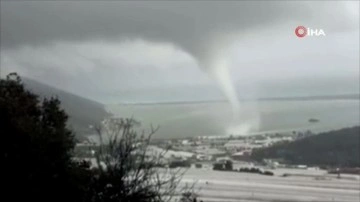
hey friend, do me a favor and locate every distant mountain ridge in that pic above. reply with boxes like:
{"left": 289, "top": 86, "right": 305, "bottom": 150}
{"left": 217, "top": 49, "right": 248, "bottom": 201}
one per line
{"left": 23, "top": 78, "right": 111, "bottom": 138}
{"left": 116, "top": 93, "right": 360, "bottom": 105}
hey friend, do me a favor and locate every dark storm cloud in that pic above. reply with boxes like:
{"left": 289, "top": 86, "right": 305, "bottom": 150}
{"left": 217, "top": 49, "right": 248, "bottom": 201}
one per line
{"left": 0, "top": 1, "right": 358, "bottom": 104}
{"left": 1, "top": 1, "right": 356, "bottom": 58}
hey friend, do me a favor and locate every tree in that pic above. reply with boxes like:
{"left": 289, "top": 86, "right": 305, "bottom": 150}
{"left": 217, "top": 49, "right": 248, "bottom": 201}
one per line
{"left": 1, "top": 73, "right": 90, "bottom": 202}
{"left": 224, "top": 160, "right": 233, "bottom": 171}
{"left": 85, "top": 118, "right": 196, "bottom": 202}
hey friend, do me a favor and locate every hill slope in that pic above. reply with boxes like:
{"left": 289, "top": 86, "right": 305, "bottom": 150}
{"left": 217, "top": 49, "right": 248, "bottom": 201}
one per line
{"left": 251, "top": 126, "right": 360, "bottom": 167}
{"left": 23, "top": 78, "right": 110, "bottom": 138}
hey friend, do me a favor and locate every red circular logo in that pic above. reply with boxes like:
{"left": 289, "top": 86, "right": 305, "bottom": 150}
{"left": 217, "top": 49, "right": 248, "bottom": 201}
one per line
{"left": 295, "top": 26, "right": 307, "bottom": 38}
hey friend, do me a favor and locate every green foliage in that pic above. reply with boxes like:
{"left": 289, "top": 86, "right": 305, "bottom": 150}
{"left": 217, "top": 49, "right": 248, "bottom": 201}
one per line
{"left": 224, "top": 160, "right": 233, "bottom": 170}
{"left": 1, "top": 73, "right": 90, "bottom": 202}
{"left": 212, "top": 160, "right": 233, "bottom": 171}
{"left": 251, "top": 126, "right": 360, "bottom": 167}
{"left": 169, "top": 160, "right": 191, "bottom": 168}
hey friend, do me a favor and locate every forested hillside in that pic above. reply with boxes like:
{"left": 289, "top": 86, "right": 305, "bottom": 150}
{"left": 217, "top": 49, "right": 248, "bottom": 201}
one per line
{"left": 251, "top": 126, "right": 360, "bottom": 167}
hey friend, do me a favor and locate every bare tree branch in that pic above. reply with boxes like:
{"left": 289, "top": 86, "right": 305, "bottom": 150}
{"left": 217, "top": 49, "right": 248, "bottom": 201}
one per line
{"left": 88, "top": 118, "right": 198, "bottom": 202}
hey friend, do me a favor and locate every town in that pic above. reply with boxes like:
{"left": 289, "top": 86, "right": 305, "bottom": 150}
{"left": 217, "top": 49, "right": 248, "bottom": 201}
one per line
{"left": 75, "top": 130, "right": 316, "bottom": 172}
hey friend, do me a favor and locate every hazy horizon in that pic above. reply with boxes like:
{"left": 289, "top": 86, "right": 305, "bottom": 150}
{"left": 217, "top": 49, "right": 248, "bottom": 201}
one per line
{"left": 105, "top": 99, "right": 359, "bottom": 139}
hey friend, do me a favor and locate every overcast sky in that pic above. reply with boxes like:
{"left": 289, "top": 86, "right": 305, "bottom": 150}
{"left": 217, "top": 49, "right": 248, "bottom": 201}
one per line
{"left": 1, "top": 1, "right": 359, "bottom": 103}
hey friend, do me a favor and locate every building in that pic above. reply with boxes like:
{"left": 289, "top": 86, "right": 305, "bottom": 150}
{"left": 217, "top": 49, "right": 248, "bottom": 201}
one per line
{"left": 231, "top": 151, "right": 251, "bottom": 161}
